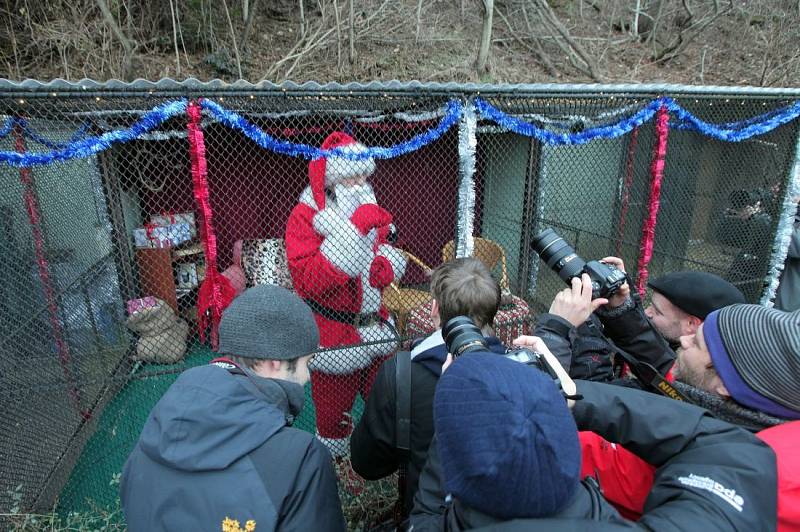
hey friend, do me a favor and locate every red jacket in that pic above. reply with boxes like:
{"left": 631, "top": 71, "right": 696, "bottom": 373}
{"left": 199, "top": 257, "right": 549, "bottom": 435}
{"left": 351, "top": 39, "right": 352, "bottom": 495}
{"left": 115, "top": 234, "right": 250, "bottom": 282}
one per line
{"left": 581, "top": 420, "right": 800, "bottom": 531}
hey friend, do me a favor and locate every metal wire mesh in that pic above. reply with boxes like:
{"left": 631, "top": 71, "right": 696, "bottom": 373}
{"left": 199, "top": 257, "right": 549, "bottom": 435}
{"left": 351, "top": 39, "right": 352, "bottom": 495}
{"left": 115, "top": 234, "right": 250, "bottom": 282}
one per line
{"left": 0, "top": 84, "right": 797, "bottom": 527}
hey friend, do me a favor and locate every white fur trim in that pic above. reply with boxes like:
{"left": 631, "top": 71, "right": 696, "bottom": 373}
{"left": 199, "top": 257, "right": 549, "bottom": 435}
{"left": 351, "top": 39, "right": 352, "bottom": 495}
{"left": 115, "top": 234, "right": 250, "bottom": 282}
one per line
{"left": 325, "top": 143, "right": 376, "bottom": 185}
{"left": 310, "top": 322, "right": 397, "bottom": 375}
{"left": 314, "top": 209, "right": 372, "bottom": 277}
{"left": 313, "top": 208, "right": 354, "bottom": 237}
{"left": 298, "top": 186, "right": 317, "bottom": 209}
{"left": 360, "top": 274, "right": 382, "bottom": 313}
{"left": 378, "top": 244, "right": 407, "bottom": 280}
{"left": 316, "top": 432, "right": 349, "bottom": 457}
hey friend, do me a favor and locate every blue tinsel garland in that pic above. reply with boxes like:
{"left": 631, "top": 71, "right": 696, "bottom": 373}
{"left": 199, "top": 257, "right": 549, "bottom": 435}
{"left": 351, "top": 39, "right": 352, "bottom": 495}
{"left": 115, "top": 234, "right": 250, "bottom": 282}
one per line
{"left": 0, "top": 116, "right": 17, "bottom": 140}
{"left": 3, "top": 95, "right": 800, "bottom": 168}
{"left": 20, "top": 120, "right": 93, "bottom": 150}
{"left": 474, "top": 97, "right": 664, "bottom": 145}
{"left": 474, "top": 96, "right": 800, "bottom": 145}
{"left": 667, "top": 98, "right": 800, "bottom": 142}
{"left": 0, "top": 99, "right": 188, "bottom": 167}
{"left": 200, "top": 98, "right": 463, "bottom": 160}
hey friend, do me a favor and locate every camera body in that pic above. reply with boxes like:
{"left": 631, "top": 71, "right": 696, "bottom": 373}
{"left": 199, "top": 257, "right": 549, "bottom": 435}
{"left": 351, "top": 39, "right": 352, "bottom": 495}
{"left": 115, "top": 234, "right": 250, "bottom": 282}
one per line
{"left": 442, "top": 316, "right": 554, "bottom": 377}
{"left": 532, "top": 228, "right": 627, "bottom": 299}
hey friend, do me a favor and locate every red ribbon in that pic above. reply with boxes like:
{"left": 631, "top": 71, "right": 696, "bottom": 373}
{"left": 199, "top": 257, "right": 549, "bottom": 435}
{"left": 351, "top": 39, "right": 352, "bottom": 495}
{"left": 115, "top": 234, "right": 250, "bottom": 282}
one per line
{"left": 14, "top": 123, "right": 87, "bottom": 419}
{"left": 636, "top": 105, "right": 670, "bottom": 298}
{"left": 188, "top": 100, "right": 222, "bottom": 348}
{"left": 160, "top": 211, "right": 176, "bottom": 225}
{"left": 143, "top": 221, "right": 157, "bottom": 239}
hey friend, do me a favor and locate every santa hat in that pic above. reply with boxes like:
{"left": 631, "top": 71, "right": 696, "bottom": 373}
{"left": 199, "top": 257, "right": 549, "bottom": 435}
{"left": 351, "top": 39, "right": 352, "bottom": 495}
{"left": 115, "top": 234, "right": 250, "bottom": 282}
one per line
{"left": 309, "top": 131, "right": 376, "bottom": 210}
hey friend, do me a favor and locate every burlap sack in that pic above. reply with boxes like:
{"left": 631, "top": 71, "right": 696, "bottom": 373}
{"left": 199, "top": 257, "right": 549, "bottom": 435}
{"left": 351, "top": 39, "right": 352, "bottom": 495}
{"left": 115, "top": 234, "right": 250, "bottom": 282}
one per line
{"left": 126, "top": 299, "right": 177, "bottom": 335}
{"left": 134, "top": 318, "right": 189, "bottom": 364}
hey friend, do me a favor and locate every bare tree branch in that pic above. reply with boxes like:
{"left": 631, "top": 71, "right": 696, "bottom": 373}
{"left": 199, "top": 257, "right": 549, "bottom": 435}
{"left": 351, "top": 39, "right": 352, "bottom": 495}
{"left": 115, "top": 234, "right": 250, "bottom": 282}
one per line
{"left": 416, "top": 0, "right": 424, "bottom": 42}
{"left": 167, "top": 0, "right": 181, "bottom": 76}
{"left": 94, "top": 0, "right": 136, "bottom": 79}
{"left": 477, "top": 0, "right": 494, "bottom": 73}
{"left": 333, "top": 0, "right": 342, "bottom": 72}
{"left": 495, "top": 3, "right": 558, "bottom": 77}
{"left": 349, "top": 0, "right": 356, "bottom": 64}
{"left": 221, "top": 0, "right": 243, "bottom": 78}
{"left": 532, "top": 0, "right": 602, "bottom": 81}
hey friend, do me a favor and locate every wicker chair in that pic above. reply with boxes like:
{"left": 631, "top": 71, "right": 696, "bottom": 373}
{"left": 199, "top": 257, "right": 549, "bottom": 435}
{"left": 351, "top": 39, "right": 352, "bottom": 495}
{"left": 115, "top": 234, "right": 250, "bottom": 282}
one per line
{"left": 404, "top": 238, "right": 531, "bottom": 345}
{"left": 383, "top": 251, "right": 434, "bottom": 334}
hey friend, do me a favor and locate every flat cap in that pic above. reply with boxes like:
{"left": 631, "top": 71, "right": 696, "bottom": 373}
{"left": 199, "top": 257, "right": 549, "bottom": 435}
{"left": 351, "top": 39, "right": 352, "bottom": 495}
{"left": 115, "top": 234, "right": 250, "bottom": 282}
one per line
{"left": 648, "top": 271, "right": 745, "bottom": 319}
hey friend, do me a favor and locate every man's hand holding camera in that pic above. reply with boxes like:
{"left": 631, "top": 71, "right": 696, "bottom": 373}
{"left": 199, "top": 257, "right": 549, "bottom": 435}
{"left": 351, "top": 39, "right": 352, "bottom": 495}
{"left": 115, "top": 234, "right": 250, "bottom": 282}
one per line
{"left": 598, "top": 256, "right": 631, "bottom": 308}
{"left": 549, "top": 273, "right": 609, "bottom": 327}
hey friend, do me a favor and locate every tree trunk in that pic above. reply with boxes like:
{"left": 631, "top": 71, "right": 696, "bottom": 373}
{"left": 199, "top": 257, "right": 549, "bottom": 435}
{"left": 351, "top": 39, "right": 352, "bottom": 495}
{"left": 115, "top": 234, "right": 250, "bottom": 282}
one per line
{"left": 477, "top": 0, "right": 494, "bottom": 73}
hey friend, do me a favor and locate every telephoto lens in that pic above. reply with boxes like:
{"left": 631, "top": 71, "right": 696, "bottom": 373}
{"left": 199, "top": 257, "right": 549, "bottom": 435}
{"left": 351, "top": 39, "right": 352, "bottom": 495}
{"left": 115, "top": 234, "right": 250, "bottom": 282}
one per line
{"left": 442, "top": 316, "right": 488, "bottom": 357}
{"left": 531, "top": 228, "right": 586, "bottom": 283}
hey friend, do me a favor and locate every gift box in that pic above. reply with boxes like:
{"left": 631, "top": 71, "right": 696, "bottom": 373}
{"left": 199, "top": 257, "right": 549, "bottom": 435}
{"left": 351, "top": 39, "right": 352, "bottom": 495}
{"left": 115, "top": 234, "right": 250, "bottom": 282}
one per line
{"left": 176, "top": 262, "right": 199, "bottom": 289}
{"left": 127, "top": 296, "right": 159, "bottom": 316}
{"left": 150, "top": 212, "right": 196, "bottom": 238}
{"left": 133, "top": 223, "right": 192, "bottom": 248}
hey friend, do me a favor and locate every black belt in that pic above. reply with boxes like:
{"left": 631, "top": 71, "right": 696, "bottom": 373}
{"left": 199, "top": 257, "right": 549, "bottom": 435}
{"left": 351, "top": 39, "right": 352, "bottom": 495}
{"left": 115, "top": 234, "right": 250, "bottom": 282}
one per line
{"left": 304, "top": 298, "right": 383, "bottom": 327}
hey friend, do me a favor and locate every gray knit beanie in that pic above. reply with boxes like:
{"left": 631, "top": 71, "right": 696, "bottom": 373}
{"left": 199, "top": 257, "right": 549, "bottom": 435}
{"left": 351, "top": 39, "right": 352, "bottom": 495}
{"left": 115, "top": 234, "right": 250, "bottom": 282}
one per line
{"left": 218, "top": 285, "right": 319, "bottom": 360}
{"left": 705, "top": 304, "right": 800, "bottom": 419}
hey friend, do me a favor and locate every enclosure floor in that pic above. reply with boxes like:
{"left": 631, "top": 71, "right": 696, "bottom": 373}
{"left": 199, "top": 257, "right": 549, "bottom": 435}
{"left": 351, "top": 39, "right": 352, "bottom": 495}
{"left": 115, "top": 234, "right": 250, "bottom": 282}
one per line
{"left": 57, "top": 343, "right": 364, "bottom": 516}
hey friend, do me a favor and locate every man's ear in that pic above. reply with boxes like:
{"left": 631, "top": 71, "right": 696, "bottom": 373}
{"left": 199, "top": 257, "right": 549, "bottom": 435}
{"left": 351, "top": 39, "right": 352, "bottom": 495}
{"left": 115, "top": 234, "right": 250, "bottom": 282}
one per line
{"left": 686, "top": 315, "right": 703, "bottom": 335}
{"left": 714, "top": 377, "right": 731, "bottom": 399}
{"left": 430, "top": 299, "right": 441, "bottom": 329}
{"left": 431, "top": 299, "right": 440, "bottom": 319}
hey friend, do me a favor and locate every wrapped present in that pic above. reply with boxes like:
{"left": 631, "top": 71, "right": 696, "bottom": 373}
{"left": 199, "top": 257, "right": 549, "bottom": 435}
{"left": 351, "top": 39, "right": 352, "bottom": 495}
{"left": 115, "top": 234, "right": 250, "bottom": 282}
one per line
{"left": 127, "top": 296, "right": 159, "bottom": 316}
{"left": 133, "top": 223, "right": 192, "bottom": 248}
{"left": 150, "top": 212, "right": 196, "bottom": 238}
{"left": 176, "top": 262, "right": 199, "bottom": 288}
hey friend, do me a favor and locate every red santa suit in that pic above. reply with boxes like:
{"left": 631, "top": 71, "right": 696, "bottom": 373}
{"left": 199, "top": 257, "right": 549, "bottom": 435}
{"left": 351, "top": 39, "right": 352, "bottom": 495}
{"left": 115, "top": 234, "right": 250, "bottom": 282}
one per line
{"left": 285, "top": 132, "right": 406, "bottom": 456}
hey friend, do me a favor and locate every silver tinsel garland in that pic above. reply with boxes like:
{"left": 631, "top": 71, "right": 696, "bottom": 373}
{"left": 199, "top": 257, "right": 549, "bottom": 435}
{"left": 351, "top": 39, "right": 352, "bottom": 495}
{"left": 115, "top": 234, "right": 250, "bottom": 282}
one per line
{"left": 761, "top": 132, "right": 800, "bottom": 306}
{"left": 455, "top": 100, "right": 477, "bottom": 258}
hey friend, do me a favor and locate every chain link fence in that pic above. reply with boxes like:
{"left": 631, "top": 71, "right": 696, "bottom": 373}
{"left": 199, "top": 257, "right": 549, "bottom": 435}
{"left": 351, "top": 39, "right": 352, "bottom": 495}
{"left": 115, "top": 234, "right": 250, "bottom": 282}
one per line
{"left": 0, "top": 81, "right": 798, "bottom": 528}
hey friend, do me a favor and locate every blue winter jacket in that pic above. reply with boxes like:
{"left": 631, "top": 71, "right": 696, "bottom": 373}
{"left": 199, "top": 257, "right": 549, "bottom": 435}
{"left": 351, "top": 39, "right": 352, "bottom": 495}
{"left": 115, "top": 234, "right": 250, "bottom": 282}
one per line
{"left": 121, "top": 363, "right": 345, "bottom": 531}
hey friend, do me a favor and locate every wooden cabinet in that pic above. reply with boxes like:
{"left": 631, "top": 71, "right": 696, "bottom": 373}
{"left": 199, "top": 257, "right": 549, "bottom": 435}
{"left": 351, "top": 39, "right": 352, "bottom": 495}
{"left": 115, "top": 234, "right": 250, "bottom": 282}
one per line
{"left": 135, "top": 242, "right": 205, "bottom": 320}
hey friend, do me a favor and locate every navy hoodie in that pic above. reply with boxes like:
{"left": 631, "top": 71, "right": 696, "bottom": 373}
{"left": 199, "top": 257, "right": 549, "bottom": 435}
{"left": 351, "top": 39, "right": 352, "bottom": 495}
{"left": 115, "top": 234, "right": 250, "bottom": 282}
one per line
{"left": 121, "top": 364, "right": 345, "bottom": 531}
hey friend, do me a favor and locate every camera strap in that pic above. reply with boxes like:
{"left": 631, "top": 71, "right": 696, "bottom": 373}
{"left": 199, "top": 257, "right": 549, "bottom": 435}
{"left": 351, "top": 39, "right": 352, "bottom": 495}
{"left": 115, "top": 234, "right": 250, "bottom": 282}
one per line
{"left": 608, "top": 345, "right": 692, "bottom": 403}
{"left": 394, "top": 350, "right": 412, "bottom": 521}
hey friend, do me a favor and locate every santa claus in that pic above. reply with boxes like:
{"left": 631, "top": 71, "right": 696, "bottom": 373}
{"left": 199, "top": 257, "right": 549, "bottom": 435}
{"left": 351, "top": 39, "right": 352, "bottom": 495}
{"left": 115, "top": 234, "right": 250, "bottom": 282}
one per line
{"left": 285, "top": 131, "right": 406, "bottom": 457}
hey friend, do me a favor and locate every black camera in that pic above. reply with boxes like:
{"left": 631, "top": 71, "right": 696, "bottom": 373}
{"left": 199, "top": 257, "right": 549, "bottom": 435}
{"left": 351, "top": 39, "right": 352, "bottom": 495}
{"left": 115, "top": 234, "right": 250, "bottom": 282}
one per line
{"left": 442, "top": 316, "right": 555, "bottom": 377}
{"left": 532, "top": 228, "right": 627, "bottom": 300}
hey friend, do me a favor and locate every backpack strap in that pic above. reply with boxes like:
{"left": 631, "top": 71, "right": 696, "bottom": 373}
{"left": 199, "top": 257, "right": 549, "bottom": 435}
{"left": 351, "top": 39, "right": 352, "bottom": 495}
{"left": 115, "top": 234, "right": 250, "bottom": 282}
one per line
{"left": 395, "top": 350, "right": 412, "bottom": 454}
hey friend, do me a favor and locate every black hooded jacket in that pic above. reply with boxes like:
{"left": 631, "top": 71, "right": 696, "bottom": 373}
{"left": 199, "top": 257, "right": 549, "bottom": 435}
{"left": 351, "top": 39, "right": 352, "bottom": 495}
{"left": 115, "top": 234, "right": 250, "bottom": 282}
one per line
{"left": 410, "top": 380, "right": 777, "bottom": 531}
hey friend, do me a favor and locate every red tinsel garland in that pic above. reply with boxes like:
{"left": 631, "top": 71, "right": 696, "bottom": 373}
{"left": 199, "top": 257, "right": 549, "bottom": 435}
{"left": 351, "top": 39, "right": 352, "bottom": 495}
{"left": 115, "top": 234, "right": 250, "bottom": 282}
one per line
{"left": 636, "top": 105, "right": 671, "bottom": 298}
{"left": 188, "top": 100, "right": 235, "bottom": 349}
{"left": 14, "top": 124, "right": 87, "bottom": 418}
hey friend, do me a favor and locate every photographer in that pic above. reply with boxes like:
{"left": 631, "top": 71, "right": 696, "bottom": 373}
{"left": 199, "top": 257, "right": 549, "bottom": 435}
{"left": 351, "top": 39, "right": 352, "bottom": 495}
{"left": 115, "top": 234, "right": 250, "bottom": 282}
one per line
{"left": 540, "top": 253, "right": 800, "bottom": 529}
{"left": 410, "top": 341, "right": 777, "bottom": 531}
{"left": 350, "top": 258, "right": 506, "bottom": 519}
{"left": 121, "top": 286, "right": 345, "bottom": 532}
{"left": 530, "top": 229, "right": 743, "bottom": 387}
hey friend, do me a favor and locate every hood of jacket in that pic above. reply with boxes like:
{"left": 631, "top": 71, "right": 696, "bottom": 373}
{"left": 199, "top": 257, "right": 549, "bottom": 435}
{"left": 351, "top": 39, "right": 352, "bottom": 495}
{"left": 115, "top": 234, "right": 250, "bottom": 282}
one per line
{"left": 138, "top": 364, "right": 305, "bottom": 472}
{"left": 410, "top": 329, "right": 507, "bottom": 376}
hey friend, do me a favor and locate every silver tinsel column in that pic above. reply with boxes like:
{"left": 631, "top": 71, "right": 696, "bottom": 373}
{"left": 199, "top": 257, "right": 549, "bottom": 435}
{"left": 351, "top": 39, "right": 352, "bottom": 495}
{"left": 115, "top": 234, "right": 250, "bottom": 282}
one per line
{"left": 761, "top": 129, "right": 800, "bottom": 306}
{"left": 455, "top": 99, "right": 477, "bottom": 258}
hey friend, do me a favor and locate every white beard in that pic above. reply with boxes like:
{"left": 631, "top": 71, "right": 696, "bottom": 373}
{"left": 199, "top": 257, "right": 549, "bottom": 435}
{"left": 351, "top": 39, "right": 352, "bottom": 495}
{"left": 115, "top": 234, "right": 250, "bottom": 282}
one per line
{"left": 332, "top": 182, "right": 377, "bottom": 220}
